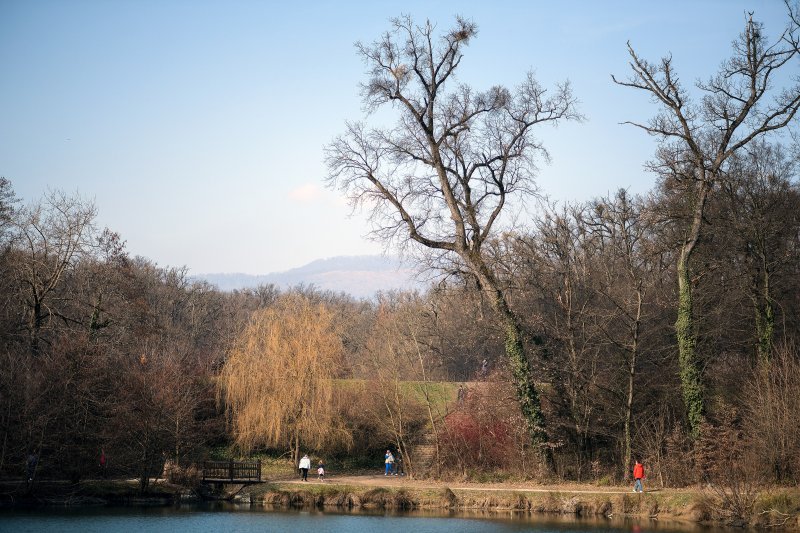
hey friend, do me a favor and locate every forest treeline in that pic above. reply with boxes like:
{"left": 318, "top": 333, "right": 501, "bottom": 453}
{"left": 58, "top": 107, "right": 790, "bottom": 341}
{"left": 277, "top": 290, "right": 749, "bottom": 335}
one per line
{"left": 3, "top": 7, "right": 800, "bottom": 494}
{"left": 2, "top": 152, "right": 799, "bottom": 489}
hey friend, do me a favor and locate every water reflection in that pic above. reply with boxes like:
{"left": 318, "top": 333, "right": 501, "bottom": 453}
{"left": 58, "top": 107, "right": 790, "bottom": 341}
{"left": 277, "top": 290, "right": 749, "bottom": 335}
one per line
{"left": 0, "top": 503, "right": 730, "bottom": 533}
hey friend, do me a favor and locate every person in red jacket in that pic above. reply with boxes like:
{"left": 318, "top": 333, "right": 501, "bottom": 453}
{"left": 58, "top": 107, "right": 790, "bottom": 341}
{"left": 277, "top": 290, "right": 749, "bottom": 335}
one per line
{"left": 633, "top": 459, "right": 645, "bottom": 493}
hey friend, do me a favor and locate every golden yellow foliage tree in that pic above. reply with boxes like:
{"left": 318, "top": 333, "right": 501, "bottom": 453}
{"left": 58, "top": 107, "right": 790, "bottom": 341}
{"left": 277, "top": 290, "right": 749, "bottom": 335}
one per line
{"left": 219, "top": 293, "right": 351, "bottom": 460}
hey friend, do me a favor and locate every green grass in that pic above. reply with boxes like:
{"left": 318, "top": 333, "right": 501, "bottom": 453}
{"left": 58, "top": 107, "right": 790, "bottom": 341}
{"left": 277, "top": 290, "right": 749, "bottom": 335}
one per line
{"left": 256, "top": 456, "right": 296, "bottom": 479}
{"left": 402, "top": 381, "right": 458, "bottom": 412}
{"left": 333, "top": 379, "right": 459, "bottom": 416}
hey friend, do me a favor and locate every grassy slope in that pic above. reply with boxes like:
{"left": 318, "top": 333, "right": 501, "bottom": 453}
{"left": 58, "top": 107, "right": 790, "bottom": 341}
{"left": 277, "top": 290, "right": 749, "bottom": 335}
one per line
{"left": 334, "top": 379, "right": 459, "bottom": 414}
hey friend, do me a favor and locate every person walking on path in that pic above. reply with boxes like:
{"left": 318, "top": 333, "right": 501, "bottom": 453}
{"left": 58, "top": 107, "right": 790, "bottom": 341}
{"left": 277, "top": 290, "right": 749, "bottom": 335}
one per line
{"left": 384, "top": 450, "right": 394, "bottom": 476}
{"left": 299, "top": 454, "right": 311, "bottom": 482}
{"left": 633, "top": 459, "right": 645, "bottom": 493}
{"left": 317, "top": 460, "right": 325, "bottom": 482}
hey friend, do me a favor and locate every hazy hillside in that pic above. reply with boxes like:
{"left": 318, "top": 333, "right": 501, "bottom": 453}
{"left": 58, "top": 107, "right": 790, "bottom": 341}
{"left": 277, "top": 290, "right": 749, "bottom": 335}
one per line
{"left": 195, "top": 255, "right": 425, "bottom": 298}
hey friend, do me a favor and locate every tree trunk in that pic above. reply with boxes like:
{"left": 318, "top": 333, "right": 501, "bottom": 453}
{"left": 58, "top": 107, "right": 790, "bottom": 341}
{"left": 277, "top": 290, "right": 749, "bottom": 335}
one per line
{"left": 676, "top": 256, "right": 704, "bottom": 439}
{"left": 755, "top": 263, "right": 774, "bottom": 365}
{"left": 471, "top": 262, "right": 552, "bottom": 469}
{"left": 623, "top": 353, "right": 635, "bottom": 481}
{"left": 622, "top": 372, "right": 633, "bottom": 481}
{"left": 623, "top": 288, "right": 642, "bottom": 481}
{"left": 30, "top": 298, "right": 42, "bottom": 356}
{"left": 675, "top": 177, "right": 711, "bottom": 439}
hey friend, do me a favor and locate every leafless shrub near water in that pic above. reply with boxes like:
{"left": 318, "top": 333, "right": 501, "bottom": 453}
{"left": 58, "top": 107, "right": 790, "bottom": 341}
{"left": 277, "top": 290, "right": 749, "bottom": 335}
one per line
{"left": 696, "top": 408, "right": 762, "bottom": 526}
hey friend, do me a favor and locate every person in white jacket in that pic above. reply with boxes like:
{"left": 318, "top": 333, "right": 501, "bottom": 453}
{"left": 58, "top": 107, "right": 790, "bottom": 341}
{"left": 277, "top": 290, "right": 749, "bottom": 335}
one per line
{"left": 298, "top": 454, "right": 311, "bottom": 482}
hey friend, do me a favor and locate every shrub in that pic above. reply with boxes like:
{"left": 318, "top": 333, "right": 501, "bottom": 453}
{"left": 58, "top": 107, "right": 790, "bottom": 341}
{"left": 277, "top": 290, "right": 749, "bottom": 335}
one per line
{"left": 438, "top": 379, "right": 536, "bottom": 479}
{"left": 163, "top": 461, "right": 201, "bottom": 489}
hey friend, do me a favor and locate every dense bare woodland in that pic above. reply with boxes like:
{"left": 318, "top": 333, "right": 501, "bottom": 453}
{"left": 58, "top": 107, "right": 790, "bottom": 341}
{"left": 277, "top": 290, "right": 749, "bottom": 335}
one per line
{"left": 2, "top": 7, "right": 800, "bottom": 498}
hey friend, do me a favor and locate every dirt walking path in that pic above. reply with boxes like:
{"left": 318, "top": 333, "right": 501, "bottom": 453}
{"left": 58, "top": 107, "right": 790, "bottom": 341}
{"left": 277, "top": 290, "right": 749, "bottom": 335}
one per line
{"left": 275, "top": 474, "right": 673, "bottom": 495}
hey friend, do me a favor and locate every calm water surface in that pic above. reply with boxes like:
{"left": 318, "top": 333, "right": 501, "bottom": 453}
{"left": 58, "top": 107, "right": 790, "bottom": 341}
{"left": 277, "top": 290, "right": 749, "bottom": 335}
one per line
{"left": 0, "top": 504, "right": 710, "bottom": 533}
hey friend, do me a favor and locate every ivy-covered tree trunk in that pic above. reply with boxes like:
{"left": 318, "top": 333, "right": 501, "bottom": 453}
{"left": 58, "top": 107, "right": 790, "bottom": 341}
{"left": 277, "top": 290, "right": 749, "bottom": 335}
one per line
{"left": 673, "top": 173, "right": 712, "bottom": 440}
{"left": 473, "top": 264, "right": 552, "bottom": 468}
{"left": 502, "top": 314, "right": 548, "bottom": 444}
{"left": 676, "top": 256, "right": 704, "bottom": 439}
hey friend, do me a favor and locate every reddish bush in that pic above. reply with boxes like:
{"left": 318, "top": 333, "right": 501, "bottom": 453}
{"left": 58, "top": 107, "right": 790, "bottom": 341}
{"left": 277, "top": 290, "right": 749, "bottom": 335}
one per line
{"left": 438, "top": 378, "right": 534, "bottom": 477}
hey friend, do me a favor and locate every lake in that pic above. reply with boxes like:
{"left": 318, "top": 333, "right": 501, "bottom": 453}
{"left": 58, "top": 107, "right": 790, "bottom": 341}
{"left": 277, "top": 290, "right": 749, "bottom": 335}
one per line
{"left": 0, "top": 504, "right": 713, "bottom": 533}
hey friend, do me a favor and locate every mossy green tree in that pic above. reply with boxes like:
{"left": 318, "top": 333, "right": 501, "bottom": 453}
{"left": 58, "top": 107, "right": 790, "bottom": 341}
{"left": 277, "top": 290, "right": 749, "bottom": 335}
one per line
{"left": 613, "top": 15, "right": 800, "bottom": 437}
{"left": 326, "top": 16, "right": 580, "bottom": 466}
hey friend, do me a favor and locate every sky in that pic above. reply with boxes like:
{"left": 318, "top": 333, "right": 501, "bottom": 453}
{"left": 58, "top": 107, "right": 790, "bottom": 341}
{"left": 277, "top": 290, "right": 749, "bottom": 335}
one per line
{"left": 0, "top": 0, "right": 795, "bottom": 275}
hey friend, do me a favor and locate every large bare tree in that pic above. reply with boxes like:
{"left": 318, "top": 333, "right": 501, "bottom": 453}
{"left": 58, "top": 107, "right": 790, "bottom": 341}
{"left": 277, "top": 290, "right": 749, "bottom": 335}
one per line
{"left": 612, "top": 14, "right": 800, "bottom": 438}
{"left": 325, "top": 16, "right": 580, "bottom": 458}
{"left": 11, "top": 189, "right": 96, "bottom": 355}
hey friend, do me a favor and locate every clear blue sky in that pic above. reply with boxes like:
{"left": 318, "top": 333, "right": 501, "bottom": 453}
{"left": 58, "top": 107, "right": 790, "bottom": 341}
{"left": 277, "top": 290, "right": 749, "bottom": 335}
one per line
{"left": 0, "top": 0, "right": 794, "bottom": 274}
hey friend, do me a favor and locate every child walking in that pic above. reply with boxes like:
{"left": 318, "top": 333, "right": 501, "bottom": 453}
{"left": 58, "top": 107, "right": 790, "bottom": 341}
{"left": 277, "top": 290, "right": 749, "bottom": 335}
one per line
{"left": 317, "top": 461, "right": 325, "bottom": 482}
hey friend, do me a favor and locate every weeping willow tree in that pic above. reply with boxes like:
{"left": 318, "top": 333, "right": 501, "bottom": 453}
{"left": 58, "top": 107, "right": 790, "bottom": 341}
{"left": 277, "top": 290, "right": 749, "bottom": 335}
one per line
{"left": 219, "top": 294, "right": 351, "bottom": 461}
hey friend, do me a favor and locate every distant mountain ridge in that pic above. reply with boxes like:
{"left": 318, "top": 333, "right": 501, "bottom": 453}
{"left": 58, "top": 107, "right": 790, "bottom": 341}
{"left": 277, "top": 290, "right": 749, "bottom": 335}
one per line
{"left": 194, "top": 255, "right": 424, "bottom": 298}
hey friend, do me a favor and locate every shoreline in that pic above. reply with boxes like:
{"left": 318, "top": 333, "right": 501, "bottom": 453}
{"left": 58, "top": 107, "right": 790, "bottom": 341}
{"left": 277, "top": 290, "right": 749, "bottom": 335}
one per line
{"left": 2, "top": 478, "right": 798, "bottom": 530}
{"left": 246, "top": 481, "right": 800, "bottom": 530}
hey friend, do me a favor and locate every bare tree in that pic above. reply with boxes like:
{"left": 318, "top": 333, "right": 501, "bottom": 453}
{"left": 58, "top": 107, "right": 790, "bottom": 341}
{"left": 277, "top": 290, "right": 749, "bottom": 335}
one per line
{"left": 326, "top": 15, "right": 580, "bottom": 460}
{"left": 716, "top": 142, "right": 800, "bottom": 364}
{"left": 787, "top": 1, "right": 800, "bottom": 53}
{"left": 0, "top": 177, "right": 19, "bottom": 362}
{"left": 613, "top": 14, "right": 800, "bottom": 437}
{"left": 582, "top": 190, "right": 662, "bottom": 479}
{"left": 359, "top": 292, "right": 450, "bottom": 478}
{"left": 11, "top": 189, "right": 96, "bottom": 355}
{"left": 0, "top": 178, "right": 17, "bottom": 243}
{"left": 525, "top": 204, "right": 605, "bottom": 479}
